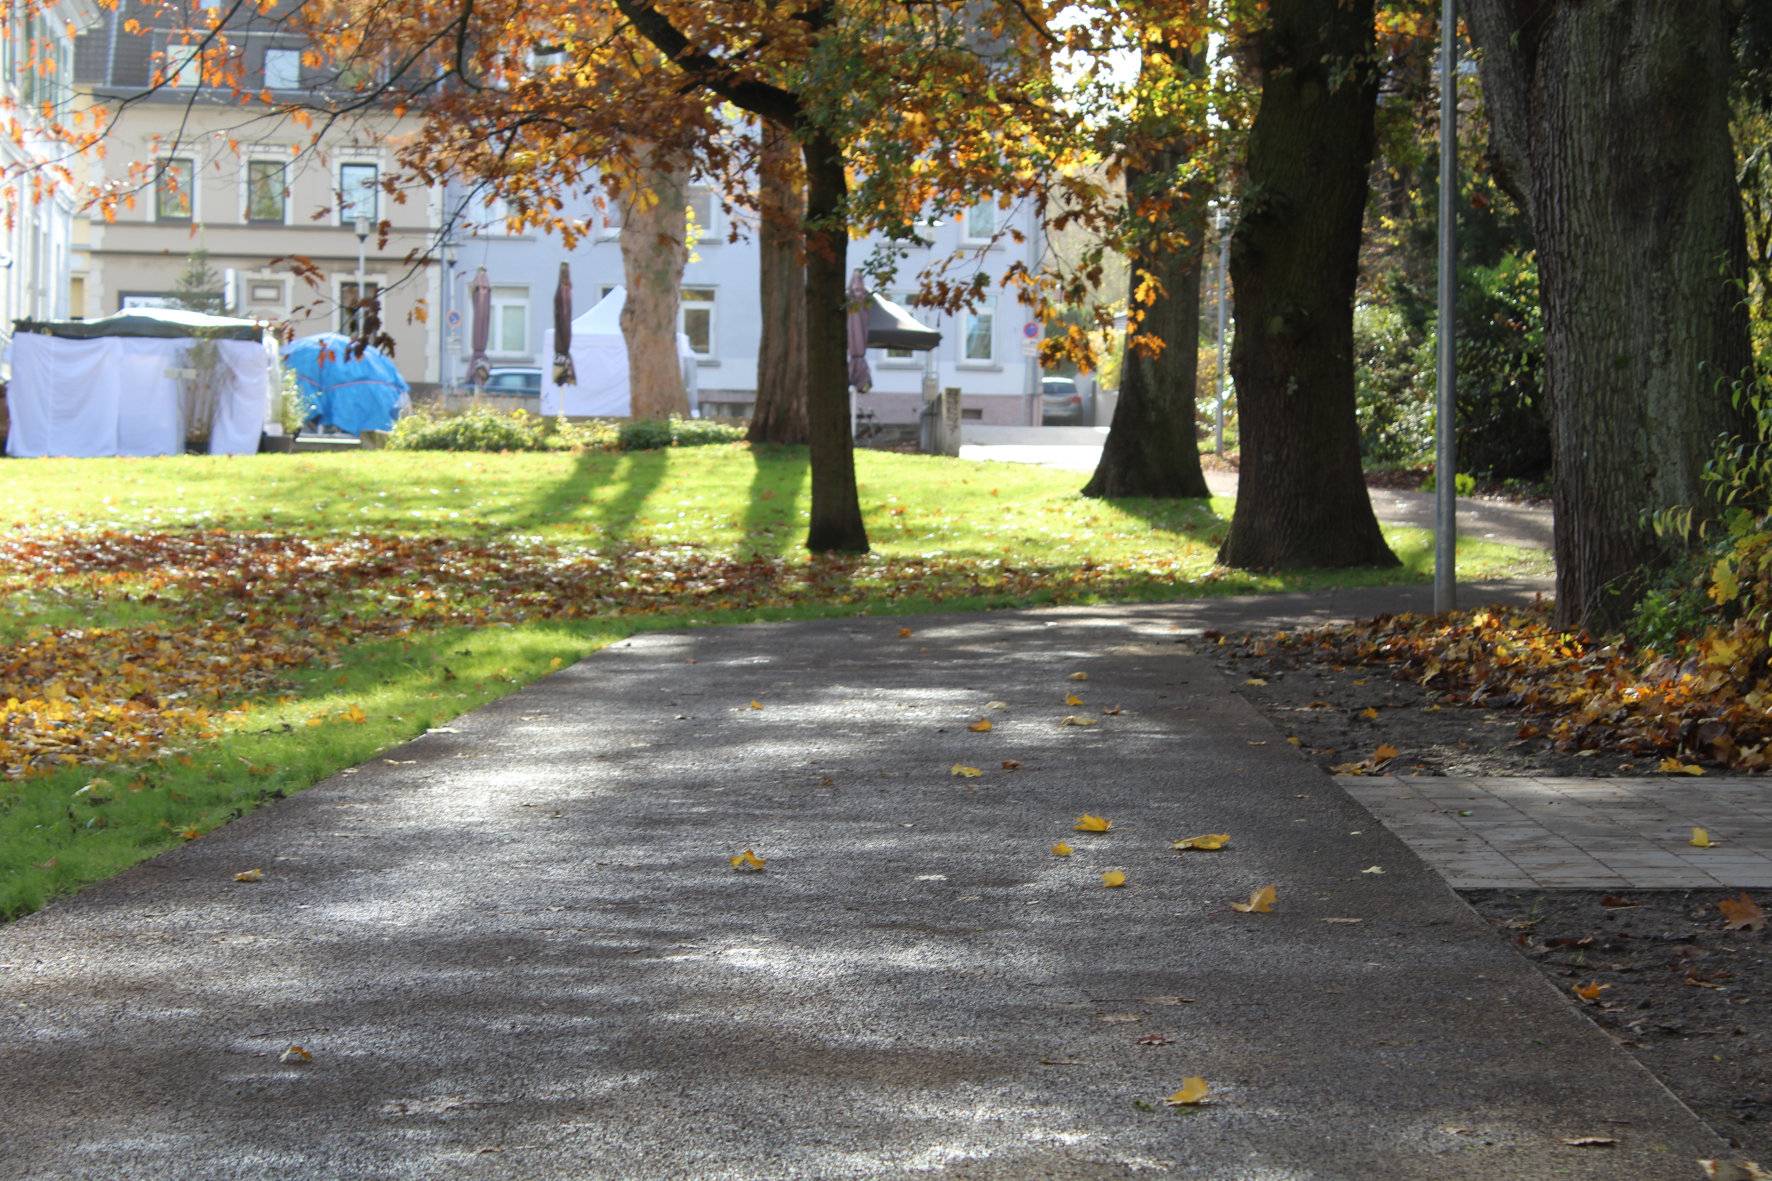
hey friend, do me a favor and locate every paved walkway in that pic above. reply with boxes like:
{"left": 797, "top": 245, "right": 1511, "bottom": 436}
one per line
{"left": 958, "top": 429, "right": 1554, "bottom": 552}
{"left": 1340, "top": 774, "right": 1772, "bottom": 889}
{"left": 0, "top": 595, "right": 1721, "bottom": 1178}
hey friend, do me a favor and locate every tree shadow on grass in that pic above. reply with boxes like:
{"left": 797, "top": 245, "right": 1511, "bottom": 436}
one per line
{"left": 1092, "top": 492, "right": 1230, "bottom": 549}
{"left": 739, "top": 446, "right": 810, "bottom": 559}
{"left": 507, "top": 449, "right": 669, "bottom": 544}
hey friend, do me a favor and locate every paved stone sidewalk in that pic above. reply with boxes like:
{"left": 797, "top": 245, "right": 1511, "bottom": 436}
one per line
{"left": 1339, "top": 774, "right": 1772, "bottom": 889}
{"left": 0, "top": 600, "right": 1724, "bottom": 1179}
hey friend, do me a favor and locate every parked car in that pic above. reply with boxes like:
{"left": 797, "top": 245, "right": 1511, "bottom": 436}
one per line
{"left": 485, "top": 367, "right": 542, "bottom": 396}
{"left": 1041, "top": 375, "right": 1093, "bottom": 426}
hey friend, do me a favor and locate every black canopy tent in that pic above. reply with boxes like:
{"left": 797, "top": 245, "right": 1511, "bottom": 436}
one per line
{"left": 864, "top": 293, "right": 941, "bottom": 351}
{"left": 13, "top": 307, "right": 266, "bottom": 343}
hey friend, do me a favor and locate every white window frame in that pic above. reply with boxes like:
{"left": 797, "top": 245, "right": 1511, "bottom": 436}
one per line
{"left": 679, "top": 285, "right": 716, "bottom": 359}
{"left": 162, "top": 43, "right": 202, "bottom": 88}
{"left": 337, "top": 159, "right": 379, "bottom": 226}
{"left": 333, "top": 274, "right": 384, "bottom": 336}
{"left": 962, "top": 202, "right": 999, "bottom": 246}
{"left": 154, "top": 156, "right": 196, "bottom": 222}
{"left": 489, "top": 286, "right": 530, "bottom": 356}
{"left": 263, "top": 47, "right": 301, "bottom": 90}
{"left": 685, "top": 186, "right": 719, "bottom": 242}
{"left": 960, "top": 299, "right": 996, "bottom": 365}
{"left": 242, "top": 155, "right": 290, "bottom": 225}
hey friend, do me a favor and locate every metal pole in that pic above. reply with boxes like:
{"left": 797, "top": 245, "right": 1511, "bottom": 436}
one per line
{"left": 1433, "top": 0, "right": 1458, "bottom": 613}
{"left": 1215, "top": 207, "right": 1229, "bottom": 456}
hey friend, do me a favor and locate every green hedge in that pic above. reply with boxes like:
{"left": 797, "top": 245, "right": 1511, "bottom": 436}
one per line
{"left": 389, "top": 407, "right": 744, "bottom": 454}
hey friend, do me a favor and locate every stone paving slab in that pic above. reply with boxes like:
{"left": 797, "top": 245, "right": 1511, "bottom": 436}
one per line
{"left": 1339, "top": 774, "right": 1772, "bottom": 889}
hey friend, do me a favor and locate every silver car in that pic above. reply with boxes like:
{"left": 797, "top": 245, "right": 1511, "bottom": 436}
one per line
{"left": 1041, "top": 376, "right": 1092, "bottom": 425}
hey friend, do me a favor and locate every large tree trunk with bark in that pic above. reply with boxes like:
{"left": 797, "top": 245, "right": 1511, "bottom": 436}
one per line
{"left": 1467, "top": 0, "right": 1753, "bottom": 629}
{"left": 750, "top": 123, "right": 809, "bottom": 445}
{"left": 618, "top": 147, "right": 692, "bottom": 421}
{"left": 1217, "top": 0, "right": 1396, "bottom": 570}
{"left": 801, "top": 129, "right": 869, "bottom": 553}
{"left": 1083, "top": 44, "right": 1212, "bottom": 501}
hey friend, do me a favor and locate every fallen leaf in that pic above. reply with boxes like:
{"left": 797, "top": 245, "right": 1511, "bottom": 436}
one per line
{"left": 1061, "top": 715, "right": 1097, "bottom": 727}
{"left": 1098, "top": 1012, "right": 1142, "bottom": 1023}
{"left": 729, "top": 849, "right": 766, "bottom": 872}
{"left": 1101, "top": 870, "right": 1128, "bottom": 888}
{"left": 1001, "top": 759, "right": 1022, "bottom": 770}
{"left": 899, "top": 627, "right": 913, "bottom": 638}
{"left": 1658, "top": 757, "right": 1705, "bottom": 776}
{"left": 1231, "top": 884, "right": 1277, "bottom": 914}
{"left": 1136, "top": 1033, "right": 1172, "bottom": 1046}
{"left": 1050, "top": 841, "right": 1074, "bottom": 857}
{"left": 549, "top": 657, "right": 563, "bottom": 669}
{"left": 1599, "top": 895, "right": 1641, "bottom": 909}
{"left": 1074, "top": 813, "right": 1112, "bottom": 833}
{"left": 1286, "top": 736, "right": 1303, "bottom": 747}
{"left": 749, "top": 700, "right": 765, "bottom": 711}
{"left": 1690, "top": 826, "right": 1714, "bottom": 848}
{"left": 304, "top": 716, "right": 324, "bottom": 728}
{"left": 969, "top": 719, "right": 993, "bottom": 732}
{"left": 1244, "top": 677, "right": 1267, "bottom": 687}
{"left": 340, "top": 704, "right": 367, "bottom": 725}
{"left": 1361, "top": 865, "right": 1385, "bottom": 875}
{"left": 1373, "top": 743, "right": 1400, "bottom": 762}
{"left": 1562, "top": 1136, "right": 1616, "bottom": 1148}
{"left": 1102, "top": 705, "right": 1123, "bottom": 716}
{"left": 179, "top": 826, "right": 201, "bottom": 840}
{"left": 1700, "top": 1160, "right": 1772, "bottom": 1180}
{"left": 1070, "top": 671, "right": 1089, "bottom": 682}
{"left": 951, "top": 764, "right": 984, "bottom": 778}
{"left": 1360, "top": 707, "right": 1379, "bottom": 720}
{"left": 987, "top": 700, "right": 1008, "bottom": 710}
{"left": 1173, "top": 834, "right": 1231, "bottom": 851}
{"left": 233, "top": 868, "right": 263, "bottom": 883}
{"left": 1165, "top": 1077, "right": 1209, "bottom": 1106}
{"left": 1064, "top": 693, "right": 1084, "bottom": 707}
{"left": 279, "top": 1045, "right": 312, "bottom": 1064}
{"left": 1719, "top": 893, "right": 1767, "bottom": 932}
{"left": 1572, "top": 979, "right": 1610, "bottom": 1003}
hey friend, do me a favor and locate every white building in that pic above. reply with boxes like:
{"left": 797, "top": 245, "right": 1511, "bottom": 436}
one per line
{"left": 443, "top": 183, "right": 1046, "bottom": 425}
{"left": 1, "top": 0, "right": 101, "bottom": 375}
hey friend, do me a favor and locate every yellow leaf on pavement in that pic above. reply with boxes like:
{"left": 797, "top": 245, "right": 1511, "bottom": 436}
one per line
{"left": 729, "top": 849, "right": 766, "bottom": 872}
{"left": 1070, "top": 671, "right": 1089, "bottom": 681}
{"left": 969, "top": 719, "right": 993, "bottom": 732}
{"left": 1658, "top": 757, "right": 1704, "bottom": 775}
{"left": 1690, "top": 826, "right": 1714, "bottom": 848}
{"left": 749, "top": 700, "right": 765, "bottom": 711}
{"left": 1051, "top": 841, "right": 1073, "bottom": 857}
{"left": 1360, "top": 707, "right": 1379, "bottom": 720}
{"left": 1286, "top": 736, "right": 1303, "bottom": 747}
{"left": 899, "top": 627, "right": 913, "bottom": 638}
{"left": 1101, "top": 869, "right": 1128, "bottom": 888}
{"left": 1231, "top": 884, "right": 1277, "bottom": 914}
{"left": 1572, "top": 979, "right": 1610, "bottom": 1003}
{"left": 1373, "top": 743, "right": 1400, "bottom": 762}
{"left": 951, "top": 764, "right": 984, "bottom": 778}
{"left": 1165, "top": 1077, "right": 1209, "bottom": 1106}
{"left": 1244, "top": 677, "right": 1266, "bottom": 686}
{"left": 1064, "top": 693, "right": 1084, "bottom": 707}
{"left": 1061, "top": 715, "right": 1096, "bottom": 727}
{"left": 279, "top": 1045, "right": 313, "bottom": 1064}
{"left": 1173, "top": 834, "right": 1230, "bottom": 851}
{"left": 1074, "top": 813, "right": 1112, "bottom": 833}
{"left": 233, "top": 868, "right": 263, "bottom": 883}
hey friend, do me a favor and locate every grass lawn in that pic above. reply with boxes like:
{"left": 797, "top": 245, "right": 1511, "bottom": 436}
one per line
{"left": 0, "top": 444, "right": 1548, "bottom": 920}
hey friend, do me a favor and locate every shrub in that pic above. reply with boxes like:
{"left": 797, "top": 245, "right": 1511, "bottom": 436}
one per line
{"left": 1353, "top": 303, "right": 1434, "bottom": 466}
{"left": 617, "top": 419, "right": 675, "bottom": 451}
{"left": 389, "top": 406, "right": 584, "bottom": 452}
{"left": 617, "top": 417, "right": 746, "bottom": 451}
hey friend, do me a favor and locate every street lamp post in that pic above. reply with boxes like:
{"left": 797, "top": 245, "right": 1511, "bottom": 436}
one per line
{"left": 353, "top": 212, "right": 370, "bottom": 337}
{"left": 1433, "top": 0, "right": 1458, "bottom": 613}
{"left": 1214, "top": 206, "right": 1230, "bottom": 456}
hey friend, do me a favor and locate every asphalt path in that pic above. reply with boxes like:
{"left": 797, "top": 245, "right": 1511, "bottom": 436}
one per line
{"left": 0, "top": 589, "right": 1720, "bottom": 1179}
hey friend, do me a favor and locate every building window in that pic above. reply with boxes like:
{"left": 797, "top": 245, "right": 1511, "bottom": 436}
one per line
{"left": 963, "top": 202, "right": 998, "bottom": 244}
{"left": 263, "top": 48, "right": 301, "bottom": 90}
{"left": 246, "top": 279, "right": 287, "bottom": 308}
{"left": 491, "top": 286, "right": 529, "bottom": 354}
{"left": 686, "top": 186, "right": 718, "bottom": 240}
{"left": 163, "top": 43, "right": 202, "bottom": 88}
{"left": 885, "top": 292, "right": 928, "bottom": 361}
{"left": 680, "top": 286, "right": 715, "bottom": 357}
{"left": 339, "top": 279, "right": 380, "bottom": 335}
{"left": 155, "top": 157, "right": 194, "bottom": 221}
{"left": 962, "top": 300, "right": 995, "bottom": 363}
{"left": 338, "top": 162, "right": 378, "bottom": 225}
{"left": 246, "top": 160, "right": 285, "bottom": 222}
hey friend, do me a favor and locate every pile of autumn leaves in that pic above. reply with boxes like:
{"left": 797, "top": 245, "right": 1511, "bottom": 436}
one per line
{"left": 1251, "top": 600, "right": 1772, "bottom": 772}
{"left": 0, "top": 528, "right": 1195, "bottom": 783}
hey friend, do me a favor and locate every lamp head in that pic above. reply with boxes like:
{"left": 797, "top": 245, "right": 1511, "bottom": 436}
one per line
{"left": 354, "top": 213, "right": 371, "bottom": 242}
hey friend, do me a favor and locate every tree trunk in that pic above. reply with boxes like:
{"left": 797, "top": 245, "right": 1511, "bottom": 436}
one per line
{"left": 801, "top": 129, "right": 869, "bottom": 553}
{"left": 1217, "top": 0, "right": 1396, "bottom": 570}
{"left": 618, "top": 146, "right": 692, "bottom": 421}
{"left": 1467, "top": 0, "right": 1754, "bottom": 629}
{"left": 1082, "top": 72, "right": 1212, "bottom": 501}
{"left": 750, "top": 122, "right": 810, "bottom": 445}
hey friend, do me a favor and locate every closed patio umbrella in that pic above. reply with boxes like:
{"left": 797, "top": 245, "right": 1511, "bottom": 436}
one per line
{"left": 846, "top": 270, "right": 872, "bottom": 393}
{"left": 552, "top": 261, "right": 577, "bottom": 386}
{"left": 467, "top": 266, "right": 492, "bottom": 388}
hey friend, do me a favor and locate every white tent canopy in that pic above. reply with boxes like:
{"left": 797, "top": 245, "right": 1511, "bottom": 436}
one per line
{"left": 6, "top": 309, "right": 275, "bottom": 458}
{"left": 539, "top": 287, "right": 700, "bottom": 417}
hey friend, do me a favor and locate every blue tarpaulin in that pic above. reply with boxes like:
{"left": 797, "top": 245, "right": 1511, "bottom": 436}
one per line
{"left": 280, "top": 334, "right": 409, "bottom": 435}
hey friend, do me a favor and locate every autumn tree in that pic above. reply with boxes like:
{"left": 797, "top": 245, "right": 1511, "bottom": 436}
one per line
{"left": 1216, "top": 0, "right": 1397, "bottom": 570}
{"left": 750, "top": 124, "right": 810, "bottom": 446}
{"left": 616, "top": 148, "right": 694, "bottom": 420}
{"left": 1467, "top": 0, "right": 1754, "bottom": 627}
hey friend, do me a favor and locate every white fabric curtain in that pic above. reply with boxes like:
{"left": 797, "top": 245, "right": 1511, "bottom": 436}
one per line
{"left": 208, "top": 339, "right": 273, "bottom": 455}
{"left": 537, "top": 327, "right": 703, "bottom": 418}
{"left": 7, "top": 335, "right": 121, "bottom": 457}
{"left": 114, "top": 338, "right": 186, "bottom": 457}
